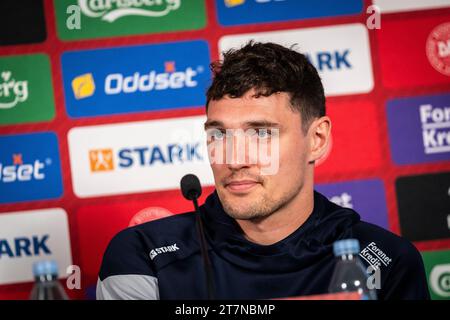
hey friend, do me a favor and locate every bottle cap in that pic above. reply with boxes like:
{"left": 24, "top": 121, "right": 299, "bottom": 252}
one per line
{"left": 333, "top": 239, "right": 360, "bottom": 257}
{"left": 32, "top": 260, "right": 59, "bottom": 277}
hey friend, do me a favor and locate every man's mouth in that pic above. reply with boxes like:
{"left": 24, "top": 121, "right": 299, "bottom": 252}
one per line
{"left": 225, "top": 180, "right": 260, "bottom": 193}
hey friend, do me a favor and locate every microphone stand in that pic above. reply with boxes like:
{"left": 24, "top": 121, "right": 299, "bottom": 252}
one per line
{"left": 192, "top": 196, "right": 215, "bottom": 300}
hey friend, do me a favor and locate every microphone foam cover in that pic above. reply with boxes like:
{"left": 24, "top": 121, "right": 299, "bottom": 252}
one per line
{"left": 180, "top": 174, "right": 202, "bottom": 200}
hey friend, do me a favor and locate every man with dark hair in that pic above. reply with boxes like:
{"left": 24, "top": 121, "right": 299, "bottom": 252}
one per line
{"left": 97, "top": 42, "right": 430, "bottom": 300}
{"left": 207, "top": 41, "right": 325, "bottom": 135}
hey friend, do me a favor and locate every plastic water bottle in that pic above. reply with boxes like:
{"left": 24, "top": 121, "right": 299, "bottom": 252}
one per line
{"left": 328, "top": 239, "right": 377, "bottom": 300}
{"left": 29, "top": 260, "right": 69, "bottom": 300}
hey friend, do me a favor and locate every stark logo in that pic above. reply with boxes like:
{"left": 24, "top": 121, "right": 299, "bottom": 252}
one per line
{"left": 77, "top": 0, "right": 181, "bottom": 22}
{"left": 149, "top": 243, "right": 179, "bottom": 260}
{"left": 426, "top": 22, "right": 450, "bottom": 76}
{"left": 89, "top": 149, "right": 114, "bottom": 172}
{"left": 0, "top": 208, "right": 72, "bottom": 285}
{"left": 0, "top": 70, "right": 28, "bottom": 109}
{"left": 0, "top": 235, "right": 51, "bottom": 259}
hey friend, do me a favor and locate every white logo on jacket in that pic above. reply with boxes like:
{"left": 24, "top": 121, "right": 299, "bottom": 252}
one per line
{"left": 359, "top": 242, "right": 392, "bottom": 270}
{"left": 149, "top": 243, "right": 179, "bottom": 260}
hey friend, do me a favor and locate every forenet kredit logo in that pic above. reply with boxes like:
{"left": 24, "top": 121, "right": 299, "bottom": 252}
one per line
{"left": 420, "top": 103, "right": 450, "bottom": 154}
{"left": 0, "top": 70, "right": 28, "bottom": 109}
{"left": 77, "top": 0, "right": 181, "bottom": 22}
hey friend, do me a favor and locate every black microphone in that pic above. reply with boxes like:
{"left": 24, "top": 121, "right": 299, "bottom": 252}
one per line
{"left": 181, "top": 173, "right": 202, "bottom": 200}
{"left": 180, "top": 174, "right": 215, "bottom": 300}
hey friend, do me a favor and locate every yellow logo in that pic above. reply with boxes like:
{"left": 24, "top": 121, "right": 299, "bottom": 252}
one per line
{"left": 224, "top": 0, "right": 245, "bottom": 7}
{"left": 89, "top": 149, "right": 114, "bottom": 172}
{"left": 72, "top": 73, "right": 96, "bottom": 100}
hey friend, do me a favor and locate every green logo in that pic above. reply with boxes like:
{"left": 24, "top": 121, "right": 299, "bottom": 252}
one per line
{"left": 0, "top": 54, "right": 55, "bottom": 126}
{"left": 421, "top": 249, "right": 450, "bottom": 300}
{"left": 54, "top": 0, "right": 206, "bottom": 41}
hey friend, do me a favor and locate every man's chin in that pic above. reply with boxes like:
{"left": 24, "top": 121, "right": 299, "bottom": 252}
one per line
{"left": 221, "top": 197, "right": 269, "bottom": 220}
{"left": 225, "top": 208, "right": 272, "bottom": 221}
{"left": 224, "top": 207, "right": 256, "bottom": 220}
{"left": 217, "top": 187, "right": 267, "bottom": 217}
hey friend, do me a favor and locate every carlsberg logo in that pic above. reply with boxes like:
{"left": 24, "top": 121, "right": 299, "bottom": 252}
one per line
{"left": 78, "top": 0, "right": 181, "bottom": 22}
{"left": 0, "top": 71, "right": 28, "bottom": 110}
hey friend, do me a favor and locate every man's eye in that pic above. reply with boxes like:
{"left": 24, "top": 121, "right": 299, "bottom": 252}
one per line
{"left": 208, "top": 129, "right": 224, "bottom": 140}
{"left": 256, "top": 128, "right": 271, "bottom": 139}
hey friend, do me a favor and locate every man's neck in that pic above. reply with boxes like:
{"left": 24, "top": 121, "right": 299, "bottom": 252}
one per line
{"left": 235, "top": 187, "right": 314, "bottom": 246}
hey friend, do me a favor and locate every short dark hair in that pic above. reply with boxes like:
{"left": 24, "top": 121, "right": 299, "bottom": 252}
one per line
{"left": 206, "top": 41, "right": 326, "bottom": 134}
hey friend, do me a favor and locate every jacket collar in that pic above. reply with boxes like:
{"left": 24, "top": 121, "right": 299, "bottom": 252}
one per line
{"left": 200, "top": 190, "right": 360, "bottom": 272}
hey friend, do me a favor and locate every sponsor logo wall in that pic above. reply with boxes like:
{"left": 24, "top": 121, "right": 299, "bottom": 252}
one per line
{"left": 68, "top": 116, "right": 213, "bottom": 197}
{"left": 219, "top": 23, "right": 374, "bottom": 96}
{"left": 215, "top": 0, "right": 363, "bottom": 26}
{"left": 0, "top": 208, "right": 72, "bottom": 285}
{"left": 0, "top": 132, "right": 63, "bottom": 204}
{"left": 62, "top": 41, "right": 211, "bottom": 117}
{"left": 0, "top": 54, "right": 55, "bottom": 125}
{"left": 54, "top": 0, "right": 206, "bottom": 40}
{"left": 0, "top": 0, "right": 449, "bottom": 299}
{"left": 316, "top": 179, "right": 389, "bottom": 229}
{"left": 421, "top": 249, "right": 450, "bottom": 300}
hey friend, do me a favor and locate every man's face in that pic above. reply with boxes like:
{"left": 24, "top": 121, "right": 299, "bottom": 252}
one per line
{"left": 205, "top": 89, "right": 312, "bottom": 220}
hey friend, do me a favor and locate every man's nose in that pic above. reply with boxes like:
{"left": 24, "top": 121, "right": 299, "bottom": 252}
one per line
{"left": 225, "top": 133, "right": 255, "bottom": 170}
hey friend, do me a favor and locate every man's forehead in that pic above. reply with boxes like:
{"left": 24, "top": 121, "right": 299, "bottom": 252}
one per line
{"left": 206, "top": 91, "right": 298, "bottom": 127}
{"left": 208, "top": 92, "right": 291, "bottom": 114}
{"left": 207, "top": 98, "right": 282, "bottom": 123}
{"left": 212, "top": 90, "right": 289, "bottom": 103}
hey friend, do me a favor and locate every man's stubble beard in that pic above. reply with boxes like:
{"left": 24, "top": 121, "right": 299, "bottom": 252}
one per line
{"left": 218, "top": 180, "right": 304, "bottom": 221}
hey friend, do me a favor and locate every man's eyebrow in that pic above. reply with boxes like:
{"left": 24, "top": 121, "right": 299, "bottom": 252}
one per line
{"left": 204, "top": 120, "right": 223, "bottom": 130}
{"left": 204, "top": 120, "right": 281, "bottom": 130}
{"left": 243, "top": 120, "right": 281, "bottom": 128}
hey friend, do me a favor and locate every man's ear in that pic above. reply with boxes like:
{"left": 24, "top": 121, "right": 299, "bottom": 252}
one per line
{"left": 308, "top": 116, "right": 331, "bottom": 163}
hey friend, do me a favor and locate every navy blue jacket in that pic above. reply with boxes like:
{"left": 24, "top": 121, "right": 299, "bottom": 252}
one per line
{"left": 97, "top": 191, "right": 430, "bottom": 300}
